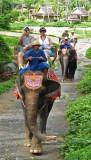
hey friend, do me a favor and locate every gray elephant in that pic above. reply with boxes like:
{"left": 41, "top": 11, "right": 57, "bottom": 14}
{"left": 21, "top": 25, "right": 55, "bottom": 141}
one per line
{"left": 59, "top": 48, "right": 69, "bottom": 80}
{"left": 17, "top": 71, "right": 61, "bottom": 154}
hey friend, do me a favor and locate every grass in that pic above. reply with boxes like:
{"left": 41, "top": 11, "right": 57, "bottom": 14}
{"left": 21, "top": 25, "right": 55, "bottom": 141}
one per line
{"left": 74, "top": 21, "right": 91, "bottom": 27}
{"left": 73, "top": 29, "right": 91, "bottom": 39}
{"left": 9, "top": 20, "right": 91, "bottom": 31}
{"left": 0, "top": 76, "right": 16, "bottom": 95}
{"left": 9, "top": 20, "right": 73, "bottom": 31}
{"left": 60, "top": 65, "right": 91, "bottom": 160}
{"left": 0, "top": 35, "right": 19, "bottom": 62}
{"left": 1, "top": 35, "right": 18, "bottom": 47}
{"left": 61, "top": 93, "right": 91, "bottom": 160}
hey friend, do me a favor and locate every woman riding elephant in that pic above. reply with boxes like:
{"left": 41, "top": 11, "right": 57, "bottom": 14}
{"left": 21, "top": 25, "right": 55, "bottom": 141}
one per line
{"left": 38, "top": 27, "right": 57, "bottom": 64}
{"left": 16, "top": 39, "right": 61, "bottom": 154}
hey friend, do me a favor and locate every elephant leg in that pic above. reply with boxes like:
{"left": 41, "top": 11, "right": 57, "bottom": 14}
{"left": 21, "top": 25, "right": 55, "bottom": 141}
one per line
{"left": 59, "top": 56, "right": 64, "bottom": 77}
{"left": 22, "top": 105, "right": 33, "bottom": 147}
{"left": 63, "top": 56, "right": 68, "bottom": 79}
{"left": 38, "top": 99, "right": 56, "bottom": 141}
{"left": 26, "top": 106, "right": 43, "bottom": 154}
{"left": 30, "top": 136, "right": 42, "bottom": 154}
{"left": 38, "top": 103, "right": 48, "bottom": 134}
{"left": 38, "top": 99, "right": 54, "bottom": 134}
{"left": 24, "top": 125, "right": 32, "bottom": 147}
{"left": 43, "top": 100, "right": 56, "bottom": 140}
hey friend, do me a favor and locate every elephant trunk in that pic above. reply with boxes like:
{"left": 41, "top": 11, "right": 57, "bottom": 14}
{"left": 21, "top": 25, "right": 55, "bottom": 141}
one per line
{"left": 25, "top": 90, "right": 46, "bottom": 141}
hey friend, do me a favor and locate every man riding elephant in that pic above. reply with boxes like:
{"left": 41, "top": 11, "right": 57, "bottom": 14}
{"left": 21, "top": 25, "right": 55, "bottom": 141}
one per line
{"left": 19, "top": 39, "right": 49, "bottom": 77}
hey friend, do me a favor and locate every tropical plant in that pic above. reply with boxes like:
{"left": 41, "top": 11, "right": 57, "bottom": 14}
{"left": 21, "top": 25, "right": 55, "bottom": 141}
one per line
{"left": 0, "top": 35, "right": 12, "bottom": 61}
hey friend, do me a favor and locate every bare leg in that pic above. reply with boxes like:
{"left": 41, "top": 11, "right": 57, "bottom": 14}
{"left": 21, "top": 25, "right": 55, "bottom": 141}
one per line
{"left": 18, "top": 53, "right": 23, "bottom": 68}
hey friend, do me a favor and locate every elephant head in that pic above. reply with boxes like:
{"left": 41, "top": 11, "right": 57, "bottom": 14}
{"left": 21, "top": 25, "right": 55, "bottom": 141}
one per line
{"left": 19, "top": 71, "right": 61, "bottom": 154}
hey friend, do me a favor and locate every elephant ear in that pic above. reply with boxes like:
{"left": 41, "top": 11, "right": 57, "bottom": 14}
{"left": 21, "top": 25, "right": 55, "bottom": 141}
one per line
{"left": 24, "top": 71, "right": 43, "bottom": 90}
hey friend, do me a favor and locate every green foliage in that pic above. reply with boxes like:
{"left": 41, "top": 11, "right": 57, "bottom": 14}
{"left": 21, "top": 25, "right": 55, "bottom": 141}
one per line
{"left": 74, "top": 21, "right": 91, "bottom": 27}
{"left": 1, "top": 0, "right": 91, "bottom": 24}
{"left": 9, "top": 10, "right": 20, "bottom": 22}
{"left": 1, "top": 0, "right": 12, "bottom": 14}
{"left": 65, "top": 146, "right": 91, "bottom": 160}
{"left": 61, "top": 65, "right": 91, "bottom": 160}
{"left": 88, "top": 16, "right": 91, "bottom": 21}
{"left": 74, "top": 29, "right": 91, "bottom": 39}
{"left": 78, "top": 67, "right": 91, "bottom": 94}
{"left": 61, "top": 94, "right": 91, "bottom": 160}
{"left": 86, "top": 47, "right": 91, "bottom": 59}
{"left": 0, "top": 14, "right": 10, "bottom": 29}
{"left": 0, "top": 76, "right": 16, "bottom": 95}
{"left": 2, "top": 35, "right": 18, "bottom": 47}
{"left": 18, "top": 15, "right": 27, "bottom": 21}
{"left": 0, "top": 35, "right": 12, "bottom": 61}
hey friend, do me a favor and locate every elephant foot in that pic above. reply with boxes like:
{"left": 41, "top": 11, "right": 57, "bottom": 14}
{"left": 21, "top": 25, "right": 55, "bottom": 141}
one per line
{"left": 24, "top": 142, "right": 31, "bottom": 147}
{"left": 24, "top": 139, "right": 31, "bottom": 147}
{"left": 45, "top": 135, "right": 57, "bottom": 141}
{"left": 30, "top": 137, "right": 43, "bottom": 154}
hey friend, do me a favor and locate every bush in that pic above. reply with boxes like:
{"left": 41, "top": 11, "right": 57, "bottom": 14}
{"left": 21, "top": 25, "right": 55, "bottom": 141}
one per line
{"left": 18, "top": 15, "right": 27, "bottom": 21}
{"left": 0, "top": 35, "right": 12, "bottom": 61}
{"left": 65, "top": 146, "right": 91, "bottom": 160}
{"left": 0, "top": 14, "right": 10, "bottom": 29}
{"left": 2, "top": 35, "right": 18, "bottom": 47}
{"left": 78, "top": 68, "right": 91, "bottom": 94}
{"left": 8, "top": 10, "right": 20, "bottom": 22}
{"left": 61, "top": 65, "right": 91, "bottom": 160}
{"left": 61, "top": 94, "right": 91, "bottom": 160}
{"left": 86, "top": 47, "right": 91, "bottom": 59}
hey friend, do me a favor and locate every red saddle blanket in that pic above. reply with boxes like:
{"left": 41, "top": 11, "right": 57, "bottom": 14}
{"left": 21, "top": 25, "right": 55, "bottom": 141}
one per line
{"left": 48, "top": 70, "right": 59, "bottom": 83}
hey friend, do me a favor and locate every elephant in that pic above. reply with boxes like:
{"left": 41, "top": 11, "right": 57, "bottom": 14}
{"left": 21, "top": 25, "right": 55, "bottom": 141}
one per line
{"left": 17, "top": 70, "right": 61, "bottom": 154}
{"left": 59, "top": 48, "right": 69, "bottom": 80}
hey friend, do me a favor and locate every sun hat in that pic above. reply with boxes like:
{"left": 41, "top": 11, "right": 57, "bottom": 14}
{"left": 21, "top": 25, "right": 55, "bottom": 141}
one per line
{"left": 31, "top": 39, "right": 41, "bottom": 46}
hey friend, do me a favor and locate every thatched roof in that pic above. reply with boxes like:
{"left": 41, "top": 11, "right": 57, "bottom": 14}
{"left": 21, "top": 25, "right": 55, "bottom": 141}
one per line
{"left": 36, "top": 6, "right": 55, "bottom": 17}
{"left": 72, "top": 7, "right": 88, "bottom": 17}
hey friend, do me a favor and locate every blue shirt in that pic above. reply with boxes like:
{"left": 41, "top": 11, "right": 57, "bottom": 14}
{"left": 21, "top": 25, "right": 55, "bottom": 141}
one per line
{"left": 60, "top": 43, "right": 71, "bottom": 49}
{"left": 24, "top": 48, "right": 47, "bottom": 65}
{"left": 22, "top": 48, "right": 48, "bottom": 72}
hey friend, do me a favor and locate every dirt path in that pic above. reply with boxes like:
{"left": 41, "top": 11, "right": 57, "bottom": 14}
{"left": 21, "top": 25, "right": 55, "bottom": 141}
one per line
{"left": 0, "top": 39, "right": 91, "bottom": 160}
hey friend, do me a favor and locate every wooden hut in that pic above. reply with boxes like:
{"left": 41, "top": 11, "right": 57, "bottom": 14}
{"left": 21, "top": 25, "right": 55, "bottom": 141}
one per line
{"left": 65, "top": 14, "right": 80, "bottom": 22}
{"left": 33, "top": 6, "right": 56, "bottom": 22}
{"left": 71, "top": 7, "right": 88, "bottom": 21}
